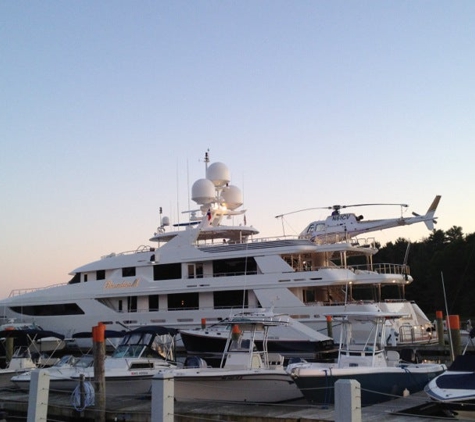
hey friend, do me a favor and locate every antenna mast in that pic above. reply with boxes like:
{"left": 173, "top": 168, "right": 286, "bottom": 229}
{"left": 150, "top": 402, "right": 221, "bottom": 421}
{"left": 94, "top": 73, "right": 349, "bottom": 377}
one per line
{"left": 204, "top": 150, "right": 210, "bottom": 172}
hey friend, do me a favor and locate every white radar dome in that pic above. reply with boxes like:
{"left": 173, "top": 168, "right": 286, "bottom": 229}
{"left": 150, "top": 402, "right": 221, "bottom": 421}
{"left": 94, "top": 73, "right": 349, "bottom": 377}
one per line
{"left": 221, "top": 185, "right": 243, "bottom": 210}
{"left": 206, "top": 162, "right": 230, "bottom": 188}
{"left": 192, "top": 178, "right": 216, "bottom": 205}
{"left": 161, "top": 216, "right": 170, "bottom": 227}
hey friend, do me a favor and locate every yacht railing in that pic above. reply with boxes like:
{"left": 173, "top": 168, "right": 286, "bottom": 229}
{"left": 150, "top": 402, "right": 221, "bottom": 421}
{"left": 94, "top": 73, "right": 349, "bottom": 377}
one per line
{"left": 8, "top": 283, "right": 68, "bottom": 298}
{"left": 398, "top": 324, "right": 435, "bottom": 344}
{"left": 351, "top": 263, "right": 410, "bottom": 275}
{"left": 101, "top": 245, "right": 155, "bottom": 259}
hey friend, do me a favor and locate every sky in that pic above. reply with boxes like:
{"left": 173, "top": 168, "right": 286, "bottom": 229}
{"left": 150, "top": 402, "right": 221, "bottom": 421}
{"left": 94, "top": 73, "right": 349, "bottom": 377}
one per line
{"left": 1, "top": 1, "right": 474, "bottom": 300}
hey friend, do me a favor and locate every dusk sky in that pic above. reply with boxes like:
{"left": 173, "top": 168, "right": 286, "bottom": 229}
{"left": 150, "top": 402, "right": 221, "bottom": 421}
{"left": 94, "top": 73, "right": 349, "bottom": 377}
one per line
{"left": 1, "top": 1, "right": 474, "bottom": 299}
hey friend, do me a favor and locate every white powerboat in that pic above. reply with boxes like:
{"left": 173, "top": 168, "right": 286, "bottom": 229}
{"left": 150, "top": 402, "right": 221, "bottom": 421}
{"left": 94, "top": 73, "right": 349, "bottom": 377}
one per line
{"left": 158, "top": 316, "right": 303, "bottom": 403}
{"left": 0, "top": 328, "right": 65, "bottom": 387}
{"left": 11, "top": 354, "right": 94, "bottom": 391}
{"left": 0, "top": 154, "right": 435, "bottom": 348}
{"left": 12, "top": 326, "right": 177, "bottom": 397}
{"left": 287, "top": 311, "right": 446, "bottom": 406}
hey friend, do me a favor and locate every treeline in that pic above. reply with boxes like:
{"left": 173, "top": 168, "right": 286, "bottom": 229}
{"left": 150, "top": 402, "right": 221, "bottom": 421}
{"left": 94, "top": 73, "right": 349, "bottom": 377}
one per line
{"left": 374, "top": 227, "right": 475, "bottom": 319}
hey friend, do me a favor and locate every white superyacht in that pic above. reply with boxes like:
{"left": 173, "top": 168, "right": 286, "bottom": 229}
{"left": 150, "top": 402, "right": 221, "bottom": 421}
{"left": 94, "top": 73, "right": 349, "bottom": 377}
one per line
{"left": 0, "top": 155, "right": 435, "bottom": 348}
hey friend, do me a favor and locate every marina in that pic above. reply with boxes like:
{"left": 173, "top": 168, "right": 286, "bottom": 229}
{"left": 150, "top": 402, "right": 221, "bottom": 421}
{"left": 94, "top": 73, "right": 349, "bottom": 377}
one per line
{"left": 0, "top": 156, "right": 471, "bottom": 420}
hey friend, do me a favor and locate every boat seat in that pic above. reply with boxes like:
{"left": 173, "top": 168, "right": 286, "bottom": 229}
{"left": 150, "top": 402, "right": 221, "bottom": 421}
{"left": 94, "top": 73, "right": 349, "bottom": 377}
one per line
{"left": 267, "top": 353, "right": 284, "bottom": 368}
{"left": 386, "top": 350, "right": 400, "bottom": 366}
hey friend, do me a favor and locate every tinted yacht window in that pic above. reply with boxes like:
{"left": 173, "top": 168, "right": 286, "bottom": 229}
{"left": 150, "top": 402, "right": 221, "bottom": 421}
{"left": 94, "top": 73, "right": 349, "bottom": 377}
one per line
{"left": 122, "top": 267, "right": 136, "bottom": 277}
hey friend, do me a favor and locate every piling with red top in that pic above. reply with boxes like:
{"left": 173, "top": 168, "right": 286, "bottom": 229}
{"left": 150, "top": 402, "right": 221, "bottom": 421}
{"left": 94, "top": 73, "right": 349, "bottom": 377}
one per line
{"left": 447, "top": 314, "right": 461, "bottom": 359}
{"left": 93, "top": 323, "right": 106, "bottom": 422}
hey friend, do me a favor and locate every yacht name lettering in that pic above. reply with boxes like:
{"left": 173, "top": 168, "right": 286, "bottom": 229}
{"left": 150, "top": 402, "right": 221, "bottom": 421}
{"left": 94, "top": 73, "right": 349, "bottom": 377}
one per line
{"left": 332, "top": 214, "right": 351, "bottom": 221}
{"left": 104, "top": 279, "right": 140, "bottom": 289}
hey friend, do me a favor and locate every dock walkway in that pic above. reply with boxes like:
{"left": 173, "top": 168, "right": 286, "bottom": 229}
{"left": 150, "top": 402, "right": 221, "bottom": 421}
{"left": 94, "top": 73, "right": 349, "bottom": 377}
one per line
{"left": 0, "top": 386, "right": 468, "bottom": 421}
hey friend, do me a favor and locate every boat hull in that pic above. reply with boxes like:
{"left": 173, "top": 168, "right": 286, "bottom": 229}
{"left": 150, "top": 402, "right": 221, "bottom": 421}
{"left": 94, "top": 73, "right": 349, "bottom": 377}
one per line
{"left": 13, "top": 372, "right": 156, "bottom": 397}
{"left": 0, "top": 370, "right": 19, "bottom": 388}
{"left": 290, "top": 364, "right": 446, "bottom": 406}
{"left": 425, "top": 370, "right": 475, "bottom": 417}
{"left": 169, "top": 369, "right": 302, "bottom": 403}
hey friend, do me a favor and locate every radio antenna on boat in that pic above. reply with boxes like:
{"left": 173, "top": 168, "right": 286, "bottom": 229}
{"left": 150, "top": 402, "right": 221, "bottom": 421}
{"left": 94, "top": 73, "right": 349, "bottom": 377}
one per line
{"left": 441, "top": 271, "right": 455, "bottom": 362}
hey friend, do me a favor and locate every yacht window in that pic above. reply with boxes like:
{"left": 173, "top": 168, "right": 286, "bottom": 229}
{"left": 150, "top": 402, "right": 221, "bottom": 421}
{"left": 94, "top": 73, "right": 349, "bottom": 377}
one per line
{"left": 122, "top": 267, "right": 136, "bottom": 277}
{"left": 10, "top": 303, "right": 85, "bottom": 316}
{"left": 84, "top": 274, "right": 88, "bottom": 282}
{"left": 68, "top": 273, "right": 81, "bottom": 284}
{"left": 212, "top": 257, "right": 257, "bottom": 277}
{"left": 168, "top": 293, "right": 198, "bottom": 310}
{"left": 128, "top": 296, "right": 138, "bottom": 312}
{"left": 97, "top": 270, "right": 105, "bottom": 280}
{"left": 214, "top": 290, "right": 248, "bottom": 309}
{"left": 187, "top": 263, "right": 204, "bottom": 279}
{"left": 153, "top": 263, "right": 182, "bottom": 281}
{"left": 149, "top": 295, "right": 159, "bottom": 311}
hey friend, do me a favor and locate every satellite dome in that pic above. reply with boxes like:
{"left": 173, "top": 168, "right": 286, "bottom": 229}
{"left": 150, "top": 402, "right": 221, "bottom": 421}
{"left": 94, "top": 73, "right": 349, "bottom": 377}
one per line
{"left": 192, "top": 178, "right": 216, "bottom": 205}
{"left": 161, "top": 216, "right": 170, "bottom": 227}
{"left": 221, "top": 185, "right": 243, "bottom": 210}
{"left": 206, "top": 162, "right": 230, "bottom": 188}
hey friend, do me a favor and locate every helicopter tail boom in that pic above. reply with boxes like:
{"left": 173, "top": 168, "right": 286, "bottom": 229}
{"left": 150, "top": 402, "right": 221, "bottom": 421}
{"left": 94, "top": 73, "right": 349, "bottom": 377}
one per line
{"left": 422, "top": 195, "right": 441, "bottom": 231}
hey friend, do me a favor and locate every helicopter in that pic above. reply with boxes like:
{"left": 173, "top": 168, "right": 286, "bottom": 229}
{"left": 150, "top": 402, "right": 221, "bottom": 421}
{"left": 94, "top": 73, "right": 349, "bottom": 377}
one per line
{"left": 276, "top": 195, "right": 441, "bottom": 244}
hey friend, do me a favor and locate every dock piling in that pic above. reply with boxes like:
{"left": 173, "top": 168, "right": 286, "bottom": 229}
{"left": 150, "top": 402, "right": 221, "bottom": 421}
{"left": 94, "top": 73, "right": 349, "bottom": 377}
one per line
{"left": 152, "top": 372, "right": 174, "bottom": 422}
{"left": 334, "top": 379, "right": 361, "bottom": 422}
{"left": 27, "top": 369, "right": 50, "bottom": 422}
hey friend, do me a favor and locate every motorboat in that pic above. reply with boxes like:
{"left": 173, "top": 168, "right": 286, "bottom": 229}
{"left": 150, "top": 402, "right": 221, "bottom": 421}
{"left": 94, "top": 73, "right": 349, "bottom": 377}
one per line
{"left": 287, "top": 311, "right": 446, "bottom": 406}
{"left": 11, "top": 330, "right": 125, "bottom": 391}
{"left": 179, "top": 310, "right": 336, "bottom": 362}
{"left": 71, "top": 325, "right": 178, "bottom": 397}
{"left": 0, "top": 154, "right": 436, "bottom": 348}
{"left": 11, "top": 354, "right": 94, "bottom": 391}
{"left": 424, "top": 330, "right": 475, "bottom": 418}
{"left": 0, "top": 328, "right": 65, "bottom": 387}
{"left": 157, "top": 316, "right": 303, "bottom": 403}
{"left": 0, "top": 321, "right": 66, "bottom": 353}
{"left": 11, "top": 325, "right": 178, "bottom": 396}
{"left": 14, "top": 326, "right": 177, "bottom": 394}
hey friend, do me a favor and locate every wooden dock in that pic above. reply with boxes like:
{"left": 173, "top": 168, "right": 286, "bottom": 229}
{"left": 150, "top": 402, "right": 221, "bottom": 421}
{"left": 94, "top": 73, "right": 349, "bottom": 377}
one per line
{"left": 0, "top": 385, "right": 468, "bottom": 421}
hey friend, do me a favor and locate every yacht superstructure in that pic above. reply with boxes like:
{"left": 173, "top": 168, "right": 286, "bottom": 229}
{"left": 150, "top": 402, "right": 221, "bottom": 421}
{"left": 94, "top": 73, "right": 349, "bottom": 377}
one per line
{"left": 0, "top": 156, "right": 435, "bottom": 347}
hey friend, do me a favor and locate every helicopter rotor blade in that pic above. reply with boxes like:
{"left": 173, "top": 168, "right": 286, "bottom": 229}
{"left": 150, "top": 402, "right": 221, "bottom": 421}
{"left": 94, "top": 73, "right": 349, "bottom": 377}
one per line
{"left": 275, "top": 206, "right": 332, "bottom": 218}
{"left": 337, "top": 203, "right": 409, "bottom": 210}
{"left": 276, "top": 202, "right": 409, "bottom": 218}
